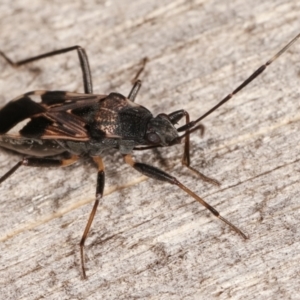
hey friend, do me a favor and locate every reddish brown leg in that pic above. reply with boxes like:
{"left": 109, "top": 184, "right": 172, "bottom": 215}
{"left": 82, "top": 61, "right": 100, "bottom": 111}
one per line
{"left": 131, "top": 57, "right": 148, "bottom": 84}
{"left": 80, "top": 156, "right": 105, "bottom": 279}
{"left": 128, "top": 57, "right": 148, "bottom": 102}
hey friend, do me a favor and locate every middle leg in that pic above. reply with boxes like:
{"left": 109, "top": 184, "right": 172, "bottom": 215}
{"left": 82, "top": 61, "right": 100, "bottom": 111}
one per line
{"left": 168, "top": 110, "right": 220, "bottom": 186}
{"left": 79, "top": 156, "right": 105, "bottom": 279}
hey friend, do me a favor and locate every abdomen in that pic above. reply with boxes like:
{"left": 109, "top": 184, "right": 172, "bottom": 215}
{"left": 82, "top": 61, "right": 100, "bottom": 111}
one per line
{"left": 0, "top": 136, "right": 65, "bottom": 157}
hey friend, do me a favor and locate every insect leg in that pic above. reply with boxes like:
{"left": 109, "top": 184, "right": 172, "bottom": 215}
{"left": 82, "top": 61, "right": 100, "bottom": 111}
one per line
{"left": 128, "top": 80, "right": 142, "bottom": 102}
{"left": 0, "top": 46, "right": 93, "bottom": 94}
{"left": 131, "top": 57, "right": 148, "bottom": 84}
{"left": 128, "top": 57, "right": 148, "bottom": 101}
{"left": 124, "top": 154, "right": 247, "bottom": 239}
{"left": 80, "top": 156, "right": 105, "bottom": 279}
{"left": 0, "top": 155, "right": 79, "bottom": 184}
{"left": 168, "top": 110, "right": 220, "bottom": 186}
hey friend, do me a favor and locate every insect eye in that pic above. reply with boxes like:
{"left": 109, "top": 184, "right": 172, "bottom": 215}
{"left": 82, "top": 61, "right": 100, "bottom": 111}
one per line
{"left": 146, "top": 132, "right": 161, "bottom": 144}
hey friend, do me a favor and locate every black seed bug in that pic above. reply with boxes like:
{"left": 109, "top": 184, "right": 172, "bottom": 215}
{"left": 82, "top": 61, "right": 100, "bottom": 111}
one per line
{"left": 0, "top": 33, "right": 299, "bottom": 279}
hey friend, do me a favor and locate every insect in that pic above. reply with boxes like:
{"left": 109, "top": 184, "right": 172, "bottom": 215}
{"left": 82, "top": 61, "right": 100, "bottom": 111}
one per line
{"left": 0, "top": 33, "right": 299, "bottom": 279}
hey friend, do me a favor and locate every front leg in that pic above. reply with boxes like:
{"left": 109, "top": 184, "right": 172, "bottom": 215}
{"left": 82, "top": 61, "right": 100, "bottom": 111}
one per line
{"left": 124, "top": 154, "right": 247, "bottom": 239}
{"left": 168, "top": 110, "right": 220, "bottom": 186}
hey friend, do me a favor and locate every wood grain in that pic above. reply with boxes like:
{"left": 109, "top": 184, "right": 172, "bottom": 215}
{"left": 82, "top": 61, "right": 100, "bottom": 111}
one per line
{"left": 0, "top": 0, "right": 299, "bottom": 299}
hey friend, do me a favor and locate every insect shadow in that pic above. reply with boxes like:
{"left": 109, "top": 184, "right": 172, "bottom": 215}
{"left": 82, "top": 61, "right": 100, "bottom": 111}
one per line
{"left": 0, "top": 33, "right": 299, "bottom": 278}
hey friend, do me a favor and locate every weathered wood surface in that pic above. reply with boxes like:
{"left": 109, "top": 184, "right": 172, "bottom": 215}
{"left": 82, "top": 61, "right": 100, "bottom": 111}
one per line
{"left": 0, "top": 1, "right": 299, "bottom": 299}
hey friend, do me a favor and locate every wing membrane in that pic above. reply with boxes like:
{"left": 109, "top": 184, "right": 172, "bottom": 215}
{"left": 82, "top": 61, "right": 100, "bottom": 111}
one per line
{"left": 0, "top": 90, "right": 107, "bottom": 141}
